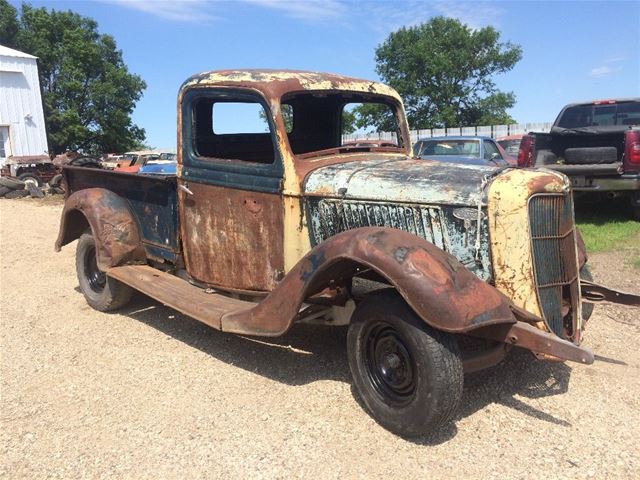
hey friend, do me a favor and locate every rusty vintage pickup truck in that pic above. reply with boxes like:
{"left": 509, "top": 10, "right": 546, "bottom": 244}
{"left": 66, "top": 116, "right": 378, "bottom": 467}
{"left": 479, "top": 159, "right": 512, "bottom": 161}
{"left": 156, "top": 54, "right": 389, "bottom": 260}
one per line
{"left": 55, "top": 70, "right": 638, "bottom": 437}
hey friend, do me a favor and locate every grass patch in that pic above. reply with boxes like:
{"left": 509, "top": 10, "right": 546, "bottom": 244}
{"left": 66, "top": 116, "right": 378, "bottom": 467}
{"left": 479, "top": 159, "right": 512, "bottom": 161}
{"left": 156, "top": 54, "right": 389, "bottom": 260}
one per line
{"left": 575, "top": 196, "right": 640, "bottom": 253}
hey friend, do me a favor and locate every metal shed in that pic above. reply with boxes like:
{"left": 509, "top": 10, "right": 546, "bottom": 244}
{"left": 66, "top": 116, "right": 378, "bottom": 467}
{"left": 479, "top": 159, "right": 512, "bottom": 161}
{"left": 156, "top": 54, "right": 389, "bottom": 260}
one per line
{"left": 0, "top": 44, "right": 48, "bottom": 168}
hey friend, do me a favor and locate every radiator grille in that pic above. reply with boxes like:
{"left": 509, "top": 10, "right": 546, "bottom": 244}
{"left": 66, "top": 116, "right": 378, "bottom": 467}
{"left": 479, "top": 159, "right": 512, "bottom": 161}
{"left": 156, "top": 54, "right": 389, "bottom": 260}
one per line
{"left": 528, "top": 194, "right": 579, "bottom": 338}
{"left": 307, "top": 199, "right": 446, "bottom": 250}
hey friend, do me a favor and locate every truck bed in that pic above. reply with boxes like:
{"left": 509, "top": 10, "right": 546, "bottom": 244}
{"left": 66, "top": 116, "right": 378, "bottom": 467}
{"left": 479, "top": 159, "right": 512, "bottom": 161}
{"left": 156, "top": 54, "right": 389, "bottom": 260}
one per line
{"left": 63, "top": 166, "right": 180, "bottom": 262}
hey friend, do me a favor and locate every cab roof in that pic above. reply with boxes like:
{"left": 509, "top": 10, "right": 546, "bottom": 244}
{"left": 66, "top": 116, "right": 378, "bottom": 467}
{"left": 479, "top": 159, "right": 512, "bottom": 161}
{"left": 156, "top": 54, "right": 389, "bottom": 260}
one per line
{"left": 180, "top": 69, "right": 402, "bottom": 102}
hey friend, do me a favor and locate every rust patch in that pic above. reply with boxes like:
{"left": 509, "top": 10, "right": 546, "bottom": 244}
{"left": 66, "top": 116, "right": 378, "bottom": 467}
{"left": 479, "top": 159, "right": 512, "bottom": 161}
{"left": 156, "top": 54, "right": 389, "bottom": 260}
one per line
{"left": 55, "top": 188, "right": 146, "bottom": 270}
{"left": 179, "top": 182, "right": 284, "bottom": 291}
{"left": 470, "top": 321, "right": 594, "bottom": 365}
{"left": 221, "top": 227, "right": 515, "bottom": 336}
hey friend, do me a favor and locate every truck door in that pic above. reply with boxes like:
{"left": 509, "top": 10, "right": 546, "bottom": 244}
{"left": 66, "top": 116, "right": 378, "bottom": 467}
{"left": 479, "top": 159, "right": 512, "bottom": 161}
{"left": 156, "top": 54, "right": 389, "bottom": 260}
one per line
{"left": 178, "top": 88, "right": 285, "bottom": 292}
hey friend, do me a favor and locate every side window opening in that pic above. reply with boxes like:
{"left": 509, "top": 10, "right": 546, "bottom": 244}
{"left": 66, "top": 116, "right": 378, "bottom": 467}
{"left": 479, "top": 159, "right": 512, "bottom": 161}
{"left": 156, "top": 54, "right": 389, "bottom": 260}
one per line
{"left": 193, "top": 98, "right": 275, "bottom": 164}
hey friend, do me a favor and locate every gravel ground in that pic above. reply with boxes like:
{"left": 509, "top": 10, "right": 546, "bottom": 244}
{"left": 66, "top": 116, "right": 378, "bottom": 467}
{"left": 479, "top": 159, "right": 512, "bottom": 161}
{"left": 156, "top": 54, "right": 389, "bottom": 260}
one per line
{"left": 1, "top": 198, "right": 639, "bottom": 479}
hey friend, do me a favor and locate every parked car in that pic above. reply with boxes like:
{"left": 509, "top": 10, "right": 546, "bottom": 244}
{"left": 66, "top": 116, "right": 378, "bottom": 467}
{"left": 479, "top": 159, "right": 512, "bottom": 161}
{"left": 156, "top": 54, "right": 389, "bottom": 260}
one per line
{"left": 54, "top": 70, "right": 638, "bottom": 437}
{"left": 138, "top": 161, "right": 177, "bottom": 175}
{"left": 496, "top": 134, "right": 524, "bottom": 157}
{"left": 518, "top": 98, "right": 640, "bottom": 218}
{"left": 413, "top": 136, "right": 514, "bottom": 166}
{"left": 116, "top": 151, "right": 176, "bottom": 173}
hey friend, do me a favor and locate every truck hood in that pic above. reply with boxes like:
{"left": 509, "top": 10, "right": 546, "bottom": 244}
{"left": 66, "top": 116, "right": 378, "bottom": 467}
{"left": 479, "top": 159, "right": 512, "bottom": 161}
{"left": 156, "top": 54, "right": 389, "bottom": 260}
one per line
{"left": 303, "top": 155, "right": 494, "bottom": 207}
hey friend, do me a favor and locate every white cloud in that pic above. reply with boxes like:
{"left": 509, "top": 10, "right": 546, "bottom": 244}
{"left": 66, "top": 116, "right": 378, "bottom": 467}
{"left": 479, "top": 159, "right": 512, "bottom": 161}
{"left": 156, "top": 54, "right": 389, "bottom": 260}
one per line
{"left": 432, "top": 0, "right": 505, "bottom": 29}
{"left": 589, "top": 66, "right": 612, "bottom": 78}
{"left": 243, "top": 0, "right": 347, "bottom": 20}
{"left": 108, "top": 0, "right": 216, "bottom": 22}
{"left": 589, "top": 65, "right": 624, "bottom": 78}
{"left": 605, "top": 55, "right": 625, "bottom": 64}
{"left": 353, "top": 1, "right": 505, "bottom": 38}
{"left": 589, "top": 56, "right": 625, "bottom": 78}
{"left": 108, "top": 0, "right": 347, "bottom": 23}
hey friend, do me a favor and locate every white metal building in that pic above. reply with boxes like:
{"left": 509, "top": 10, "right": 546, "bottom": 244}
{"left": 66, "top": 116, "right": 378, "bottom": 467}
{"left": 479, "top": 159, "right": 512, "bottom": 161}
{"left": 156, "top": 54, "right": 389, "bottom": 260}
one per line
{"left": 0, "top": 44, "right": 48, "bottom": 167}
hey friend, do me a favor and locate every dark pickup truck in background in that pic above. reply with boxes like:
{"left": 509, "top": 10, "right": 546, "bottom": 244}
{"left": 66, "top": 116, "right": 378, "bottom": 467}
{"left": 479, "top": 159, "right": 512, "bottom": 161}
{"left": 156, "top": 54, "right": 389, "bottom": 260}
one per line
{"left": 517, "top": 99, "right": 640, "bottom": 219}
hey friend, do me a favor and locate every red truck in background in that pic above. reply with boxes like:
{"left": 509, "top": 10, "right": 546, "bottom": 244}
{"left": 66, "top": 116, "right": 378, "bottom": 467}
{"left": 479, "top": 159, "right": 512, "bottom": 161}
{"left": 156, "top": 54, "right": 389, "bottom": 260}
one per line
{"left": 518, "top": 98, "right": 640, "bottom": 219}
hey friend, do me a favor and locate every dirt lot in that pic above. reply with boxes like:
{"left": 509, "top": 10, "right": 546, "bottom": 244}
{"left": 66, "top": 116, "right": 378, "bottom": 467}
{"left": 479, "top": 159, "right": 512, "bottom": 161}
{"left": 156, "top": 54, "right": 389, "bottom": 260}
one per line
{"left": 1, "top": 198, "right": 638, "bottom": 479}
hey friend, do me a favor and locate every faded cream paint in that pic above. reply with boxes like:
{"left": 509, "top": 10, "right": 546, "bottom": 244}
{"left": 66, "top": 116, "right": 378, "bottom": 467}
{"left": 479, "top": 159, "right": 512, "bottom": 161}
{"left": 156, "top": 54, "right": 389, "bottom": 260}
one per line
{"left": 267, "top": 98, "right": 313, "bottom": 272}
{"left": 282, "top": 195, "right": 312, "bottom": 272}
{"left": 182, "top": 70, "right": 402, "bottom": 102}
{"left": 487, "top": 168, "right": 573, "bottom": 328}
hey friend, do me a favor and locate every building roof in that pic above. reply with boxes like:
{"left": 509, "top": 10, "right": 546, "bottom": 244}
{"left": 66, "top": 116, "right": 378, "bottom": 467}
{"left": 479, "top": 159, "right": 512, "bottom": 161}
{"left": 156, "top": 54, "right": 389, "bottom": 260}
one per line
{"left": 0, "top": 44, "right": 37, "bottom": 59}
{"left": 180, "top": 69, "right": 402, "bottom": 102}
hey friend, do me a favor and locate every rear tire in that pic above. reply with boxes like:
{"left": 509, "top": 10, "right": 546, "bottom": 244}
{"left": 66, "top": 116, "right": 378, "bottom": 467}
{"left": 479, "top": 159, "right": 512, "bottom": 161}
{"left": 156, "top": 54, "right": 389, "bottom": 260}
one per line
{"left": 76, "top": 232, "right": 133, "bottom": 311}
{"left": 347, "top": 290, "right": 463, "bottom": 437}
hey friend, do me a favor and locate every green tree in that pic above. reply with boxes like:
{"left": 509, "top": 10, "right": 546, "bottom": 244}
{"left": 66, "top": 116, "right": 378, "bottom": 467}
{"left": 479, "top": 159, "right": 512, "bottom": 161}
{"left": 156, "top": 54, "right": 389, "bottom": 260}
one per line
{"left": 341, "top": 107, "right": 357, "bottom": 134}
{"left": 359, "top": 16, "right": 522, "bottom": 130}
{"left": 9, "top": 3, "right": 146, "bottom": 155}
{"left": 260, "top": 104, "right": 357, "bottom": 134}
{"left": 0, "top": 0, "right": 19, "bottom": 48}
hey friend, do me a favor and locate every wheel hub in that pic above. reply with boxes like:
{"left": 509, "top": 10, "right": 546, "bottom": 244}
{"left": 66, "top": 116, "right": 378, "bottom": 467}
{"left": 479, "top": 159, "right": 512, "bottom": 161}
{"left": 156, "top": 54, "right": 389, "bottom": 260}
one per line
{"left": 364, "top": 322, "right": 416, "bottom": 406}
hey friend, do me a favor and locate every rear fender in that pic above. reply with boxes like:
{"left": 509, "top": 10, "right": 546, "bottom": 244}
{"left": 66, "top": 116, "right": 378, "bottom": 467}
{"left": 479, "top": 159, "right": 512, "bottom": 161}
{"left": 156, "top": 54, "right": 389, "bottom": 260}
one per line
{"left": 222, "top": 227, "right": 516, "bottom": 336}
{"left": 54, "top": 188, "right": 146, "bottom": 270}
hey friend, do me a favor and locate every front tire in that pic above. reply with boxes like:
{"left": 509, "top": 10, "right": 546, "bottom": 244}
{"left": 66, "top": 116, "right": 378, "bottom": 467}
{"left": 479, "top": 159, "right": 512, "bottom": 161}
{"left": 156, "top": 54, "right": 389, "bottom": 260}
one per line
{"left": 347, "top": 290, "right": 463, "bottom": 437}
{"left": 76, "top": 232, "right": 133, "bottom": 311}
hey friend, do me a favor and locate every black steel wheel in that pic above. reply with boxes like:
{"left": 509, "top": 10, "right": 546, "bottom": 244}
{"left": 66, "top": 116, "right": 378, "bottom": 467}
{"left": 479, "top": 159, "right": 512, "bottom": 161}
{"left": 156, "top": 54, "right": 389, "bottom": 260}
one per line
{"left": 76, "top": 231, "right": 133, "bottom": 311}
{"left": 83, "top": 244, "right": 106, "bottom": 292}
{"left": 347, "top": 289, "right": 463, "bottom": 437}
{"left": 364, "top": 321, "right": 416, "bottom": 407}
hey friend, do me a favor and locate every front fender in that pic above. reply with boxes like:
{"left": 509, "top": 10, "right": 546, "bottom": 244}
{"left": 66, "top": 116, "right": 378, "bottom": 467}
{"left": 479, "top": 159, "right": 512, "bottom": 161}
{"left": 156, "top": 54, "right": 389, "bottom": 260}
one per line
{"left": 222, "top": 227, "right": 516, "bottom": 336}
{"left": 54, "top": 188, "right": 146, "bottom": 270}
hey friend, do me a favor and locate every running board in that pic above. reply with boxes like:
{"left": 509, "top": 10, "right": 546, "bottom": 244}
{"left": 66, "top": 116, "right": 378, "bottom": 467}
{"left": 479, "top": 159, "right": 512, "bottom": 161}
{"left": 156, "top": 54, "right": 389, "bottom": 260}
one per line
{"left": 107, "top": 265, "right": 255, "bottom": 330}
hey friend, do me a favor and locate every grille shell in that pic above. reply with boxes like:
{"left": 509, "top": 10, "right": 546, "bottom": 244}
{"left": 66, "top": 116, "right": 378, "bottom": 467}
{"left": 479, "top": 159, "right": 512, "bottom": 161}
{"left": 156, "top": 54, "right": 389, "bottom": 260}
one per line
{"left": 305, "top": 198, "right": 492, "bottom": 281}
{"left": 528, "top": 193, "right": 580, "bottom": 339}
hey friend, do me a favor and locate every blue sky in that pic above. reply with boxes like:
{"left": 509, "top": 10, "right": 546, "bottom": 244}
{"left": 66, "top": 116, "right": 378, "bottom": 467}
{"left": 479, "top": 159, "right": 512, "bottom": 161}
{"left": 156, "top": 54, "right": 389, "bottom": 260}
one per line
{"left": 12, "top": 0, "right": 640, "bottom": 148}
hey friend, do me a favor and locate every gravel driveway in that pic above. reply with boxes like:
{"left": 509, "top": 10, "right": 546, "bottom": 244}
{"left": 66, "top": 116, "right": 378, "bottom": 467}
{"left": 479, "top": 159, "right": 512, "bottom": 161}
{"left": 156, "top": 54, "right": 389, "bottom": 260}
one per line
{"left": 1, "top": 198, "right": 638, "bottom": 479}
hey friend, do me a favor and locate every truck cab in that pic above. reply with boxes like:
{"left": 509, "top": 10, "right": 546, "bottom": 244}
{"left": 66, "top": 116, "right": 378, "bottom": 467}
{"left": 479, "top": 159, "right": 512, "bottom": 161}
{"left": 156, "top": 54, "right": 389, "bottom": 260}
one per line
{"left": 54, "top": 70, "right": 639, "bottom": 437}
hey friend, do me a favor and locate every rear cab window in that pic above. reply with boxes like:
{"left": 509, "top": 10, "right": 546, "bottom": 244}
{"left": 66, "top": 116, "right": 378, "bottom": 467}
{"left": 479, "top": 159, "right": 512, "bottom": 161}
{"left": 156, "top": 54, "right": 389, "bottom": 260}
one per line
{"left": 557, "top": 101, "right": 640, "bottom": 128}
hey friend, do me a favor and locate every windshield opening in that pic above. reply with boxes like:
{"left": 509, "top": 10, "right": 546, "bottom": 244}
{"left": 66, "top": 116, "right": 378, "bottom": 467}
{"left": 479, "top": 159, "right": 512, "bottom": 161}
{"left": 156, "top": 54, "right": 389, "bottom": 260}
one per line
{"left": 280, "top": 91, "right": 404, "bottom": 159}
{"left": 557, "top": 101, "right": 640, "bottom": 128}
